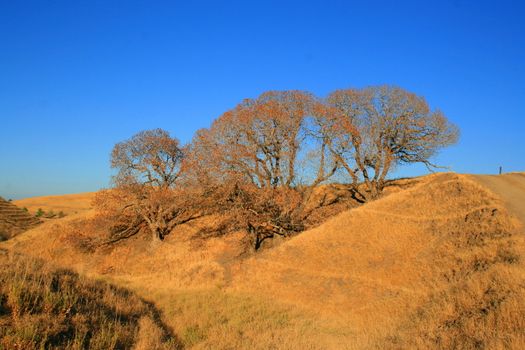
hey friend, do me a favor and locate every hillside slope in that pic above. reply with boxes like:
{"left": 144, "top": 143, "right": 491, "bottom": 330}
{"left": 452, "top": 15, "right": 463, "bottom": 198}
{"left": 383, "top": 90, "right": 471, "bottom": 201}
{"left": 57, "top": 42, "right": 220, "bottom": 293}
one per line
{"left": 230, "top": 173, "right": 525, "bottom": 348}
{"left": 2, "top": 173, "right": 525, "bottom": 349}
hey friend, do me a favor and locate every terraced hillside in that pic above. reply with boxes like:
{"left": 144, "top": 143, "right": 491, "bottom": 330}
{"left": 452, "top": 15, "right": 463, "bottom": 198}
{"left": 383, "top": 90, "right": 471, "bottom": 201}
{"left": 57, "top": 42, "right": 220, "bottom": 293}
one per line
{"left": 0, "top": 197, "right": 41, "bottom": 241}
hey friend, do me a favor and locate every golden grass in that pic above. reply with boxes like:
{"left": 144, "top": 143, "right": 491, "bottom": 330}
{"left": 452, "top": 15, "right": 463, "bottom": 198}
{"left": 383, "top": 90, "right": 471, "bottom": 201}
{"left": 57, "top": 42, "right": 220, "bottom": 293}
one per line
{"left": 0, "top": 249, "right": 181, "bottom": 349}
{"left": 230, "top": 173, "right": 525, "bottom": 348}
{"left": 112, "top": 284, "right": 352, "bottom": 349}
{"left": 13, "top": 192, "right": 95, "bottom": 216}
{"left": 2, "top": 173, "right": 525, "bottom": 349}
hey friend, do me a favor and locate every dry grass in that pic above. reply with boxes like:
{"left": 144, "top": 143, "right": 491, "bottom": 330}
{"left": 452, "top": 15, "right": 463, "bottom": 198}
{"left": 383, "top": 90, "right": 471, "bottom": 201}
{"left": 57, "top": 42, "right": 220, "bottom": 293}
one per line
{"left": 230, "top": 173, "right": 525, "bottom": 348}
{"left": 112, "top": 285, "right": 352, "bottom": 349}
{"left": 13, "top": 192, "right": 95, "bottom": 216}
{"left": 0, "top": 249, "right": 181, "bottom": 349}
{"left": 2, "top": 173, "right": 525, "bottom": 349}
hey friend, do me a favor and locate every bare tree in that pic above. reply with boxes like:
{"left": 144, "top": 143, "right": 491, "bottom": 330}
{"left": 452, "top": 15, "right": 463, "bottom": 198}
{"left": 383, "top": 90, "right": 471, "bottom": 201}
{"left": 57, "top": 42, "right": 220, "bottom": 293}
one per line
{"left": 190, "top": 90, "right": 342, "bottom": 188}
{"left": 94, "top": 129, "right": 198, "bottom": 242}
{"left": 325, "top": 85, "right": 459, "bottom": 200}
{"left": 186, "top": 91, "right": 344, "bottom": 248}
{"left": 111, "top": 128, "right": 184, "bottom": 189}
{"left": 193, "top": 91, "right": 317, "bottom": 188}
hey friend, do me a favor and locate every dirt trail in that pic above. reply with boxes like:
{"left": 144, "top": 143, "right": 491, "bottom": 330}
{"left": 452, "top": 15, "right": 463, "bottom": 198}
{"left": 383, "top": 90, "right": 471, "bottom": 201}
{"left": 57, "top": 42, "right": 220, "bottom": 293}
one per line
{"left": 471, "top": 173, "right": 525, "bottom": 225}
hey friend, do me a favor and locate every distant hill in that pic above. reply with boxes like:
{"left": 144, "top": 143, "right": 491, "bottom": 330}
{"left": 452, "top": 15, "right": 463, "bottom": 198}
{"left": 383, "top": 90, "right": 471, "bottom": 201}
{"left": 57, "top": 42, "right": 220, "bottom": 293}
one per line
{"left": 13, "top": 192, "right": 95, "bottom": 216}
{"left": 0, "top": 196, "right": 41, "bottom": 240}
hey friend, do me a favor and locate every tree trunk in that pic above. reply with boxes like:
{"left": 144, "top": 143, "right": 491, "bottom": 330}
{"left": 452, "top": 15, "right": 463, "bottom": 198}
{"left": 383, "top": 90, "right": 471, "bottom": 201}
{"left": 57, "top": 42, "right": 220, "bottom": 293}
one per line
{"left": 149, "top": 224, "right": 165, "bottom": 241}
{"left": 365, "top": 180, "right": 381, "bottom": 201}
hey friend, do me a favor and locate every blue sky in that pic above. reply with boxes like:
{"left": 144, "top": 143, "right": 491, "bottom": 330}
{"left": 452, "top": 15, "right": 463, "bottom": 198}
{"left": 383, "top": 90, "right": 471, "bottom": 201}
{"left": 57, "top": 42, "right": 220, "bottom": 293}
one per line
{"left": 1, "top": 1, "right": 524, "bottom": 199}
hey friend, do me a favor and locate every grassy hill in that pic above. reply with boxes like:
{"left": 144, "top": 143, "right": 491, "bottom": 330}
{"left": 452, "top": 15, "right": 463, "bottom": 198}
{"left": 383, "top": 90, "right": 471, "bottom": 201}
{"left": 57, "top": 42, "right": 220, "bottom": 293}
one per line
{"left": 2, "top": 173, "right": 524, "bottom": 349}
{"left": 231, "top": 173, "right": 525, "bottom": 348}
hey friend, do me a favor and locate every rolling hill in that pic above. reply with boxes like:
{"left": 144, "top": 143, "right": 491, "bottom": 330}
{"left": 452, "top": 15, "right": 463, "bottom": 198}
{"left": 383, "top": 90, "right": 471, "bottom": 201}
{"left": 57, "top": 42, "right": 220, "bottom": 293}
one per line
{"left": 13, "top": 192, "right": 95, "bottom": 216}
{"left": 1, "top": 172, "right": 524, "bottom": 349}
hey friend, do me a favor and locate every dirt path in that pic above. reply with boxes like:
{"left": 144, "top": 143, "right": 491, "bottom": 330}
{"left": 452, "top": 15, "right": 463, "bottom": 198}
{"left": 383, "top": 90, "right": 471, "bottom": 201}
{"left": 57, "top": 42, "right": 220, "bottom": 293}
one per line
{"left": 470, "top": 173, "right": 525, "bottom": 225}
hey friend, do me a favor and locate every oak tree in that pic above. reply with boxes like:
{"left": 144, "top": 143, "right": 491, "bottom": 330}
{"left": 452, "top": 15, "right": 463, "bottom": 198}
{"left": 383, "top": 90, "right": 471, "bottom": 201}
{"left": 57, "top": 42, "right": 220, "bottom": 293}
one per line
{"left": 94, "top": 128, "right": 197, "bottom": 242}
{"left": 325, "top": 85, "right": 459, "bottom": 200}
{"left": 187, "top": 91, "right": 351, "bottom": 248}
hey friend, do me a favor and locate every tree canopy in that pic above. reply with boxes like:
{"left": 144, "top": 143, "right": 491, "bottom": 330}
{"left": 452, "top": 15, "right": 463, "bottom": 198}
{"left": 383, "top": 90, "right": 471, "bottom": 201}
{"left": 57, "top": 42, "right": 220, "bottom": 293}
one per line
{"left": 325, "top": 86, "right": 459, "bottom": 199}
{"left": 96, "top": 86, "right": 459, "bottom": 244}
{"left": 111, "top": 128, "right": 184, "bottom": 189}
{"left": 95, "top": 128, "right": 195, "bottom": 241}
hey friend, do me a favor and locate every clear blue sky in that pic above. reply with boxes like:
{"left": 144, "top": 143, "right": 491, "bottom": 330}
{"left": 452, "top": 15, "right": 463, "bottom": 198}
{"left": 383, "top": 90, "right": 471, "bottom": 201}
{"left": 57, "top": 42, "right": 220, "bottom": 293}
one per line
{"left": 1, "top": 1, "right": 524, "bottom": 199}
